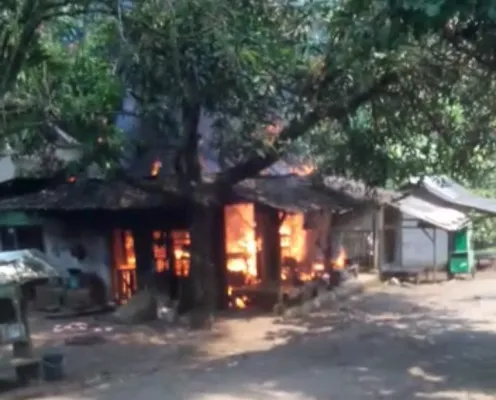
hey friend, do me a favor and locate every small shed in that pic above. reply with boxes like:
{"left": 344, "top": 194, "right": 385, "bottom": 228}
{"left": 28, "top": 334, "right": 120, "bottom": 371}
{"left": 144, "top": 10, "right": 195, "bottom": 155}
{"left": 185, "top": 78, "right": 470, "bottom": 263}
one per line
{"left": 381, "top": 194, "right": 470, "bottom": 277}
{"left": 378, "top": 175, "right": 496, "bottom": 279}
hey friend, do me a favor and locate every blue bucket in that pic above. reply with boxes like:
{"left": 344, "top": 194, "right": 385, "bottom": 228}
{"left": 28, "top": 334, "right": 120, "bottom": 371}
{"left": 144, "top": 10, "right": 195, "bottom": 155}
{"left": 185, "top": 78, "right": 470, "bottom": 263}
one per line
{"left": 42, "top": 352, "right": 64, "bottom": 381}
{"left": 68, "top": 276, "right": 79, "bottom": 289}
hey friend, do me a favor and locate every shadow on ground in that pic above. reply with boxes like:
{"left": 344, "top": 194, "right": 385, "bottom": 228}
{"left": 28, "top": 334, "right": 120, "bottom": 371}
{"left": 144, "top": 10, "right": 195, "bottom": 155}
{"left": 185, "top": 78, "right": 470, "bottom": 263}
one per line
{"left": 7, "top": 283, "right": 496, "bottom": 400}
{"left": 88, "top": 289, "right": 496, "bottom": 400}
{"left": 0, "top": 315, "right": 219, "bottom": 398}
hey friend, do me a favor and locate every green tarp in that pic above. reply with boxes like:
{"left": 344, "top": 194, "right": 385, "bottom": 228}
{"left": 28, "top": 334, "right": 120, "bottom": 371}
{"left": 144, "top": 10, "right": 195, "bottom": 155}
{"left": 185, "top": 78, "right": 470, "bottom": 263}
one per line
{"left": 0, "top": 212, "right": 42, "bottom": 226}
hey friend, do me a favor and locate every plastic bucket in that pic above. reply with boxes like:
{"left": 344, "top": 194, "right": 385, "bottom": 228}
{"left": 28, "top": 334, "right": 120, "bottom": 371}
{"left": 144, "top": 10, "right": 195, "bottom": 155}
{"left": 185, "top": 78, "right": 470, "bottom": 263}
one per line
{"left": 42, "top": 352, "right": 64, "bottom": 381}
{"left": 68, "top": 275, "right": 79, "bottom": 289}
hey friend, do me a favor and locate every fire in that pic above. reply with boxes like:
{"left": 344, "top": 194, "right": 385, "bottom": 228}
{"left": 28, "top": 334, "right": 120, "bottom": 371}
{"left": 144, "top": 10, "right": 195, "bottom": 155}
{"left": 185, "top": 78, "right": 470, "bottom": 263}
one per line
{"left": 171, "top": 231, "right": 191, "bottom": 277}
{"left": 279, "top": 213, "right": 307, "bottom": 263}
{"left": 150, "top": 160, "right": 162, "bottom": 177}
{"left": 334, "top": 247, "right": 347, "bottom": 270}
{"left": 224, "top": 204, "right": 258, "bottom": 280}
{"left": 235, "top": 298, "right": 247, "bottom": 308}
{"left": 227, "top": 286, "right": 248, "bottom": 309}
{"left": 113, "top": 230, "right": 138, "bottom": 303}
{"left": 223, "top": 203, "right": 352, "bottom": 310}
{"left": 289, "top": 164, "right": 315, "bottom": 176}
{"left": 312, "top": 263, "right": 324, "bottom": 272}
{"left": 279, "top": 213, "right": 326, "bottom": 281}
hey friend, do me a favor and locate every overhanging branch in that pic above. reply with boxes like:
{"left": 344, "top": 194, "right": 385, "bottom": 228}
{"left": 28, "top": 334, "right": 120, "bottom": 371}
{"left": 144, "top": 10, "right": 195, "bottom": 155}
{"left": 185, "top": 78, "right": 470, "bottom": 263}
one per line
{"left": 217, "top": 71, "right": 398, "bottom": 185}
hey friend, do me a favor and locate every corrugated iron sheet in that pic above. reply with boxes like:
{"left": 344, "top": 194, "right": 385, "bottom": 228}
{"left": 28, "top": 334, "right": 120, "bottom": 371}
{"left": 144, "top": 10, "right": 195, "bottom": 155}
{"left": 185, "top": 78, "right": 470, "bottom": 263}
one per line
{"left": 410, "top": 175, "right": 496, "bottom": 215}
{"left": 390, "top": 194, "right": 469, "bottom": 231}
{"left": 0, "top": 178, "right": 189, "bottom": 211}
{"left": 233, "top": 175, "right": 354, "bottom": 213}
{"left": 0, "top": 174, "right": 393, "bottom": 214}
{"left": 323, "top": 176, "right": 399, "bottom": 205}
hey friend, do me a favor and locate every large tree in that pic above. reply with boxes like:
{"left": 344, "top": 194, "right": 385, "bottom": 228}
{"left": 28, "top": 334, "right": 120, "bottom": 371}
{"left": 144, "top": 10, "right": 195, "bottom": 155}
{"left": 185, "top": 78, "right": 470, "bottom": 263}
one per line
{"left": 112, "top": 0, "right": 411, "bottom": 322}
{"left": 6, "top": 0, "right": 496, "bottom": 323}
{"left": 300, "top": 37, "right": 496, "bottom": 186}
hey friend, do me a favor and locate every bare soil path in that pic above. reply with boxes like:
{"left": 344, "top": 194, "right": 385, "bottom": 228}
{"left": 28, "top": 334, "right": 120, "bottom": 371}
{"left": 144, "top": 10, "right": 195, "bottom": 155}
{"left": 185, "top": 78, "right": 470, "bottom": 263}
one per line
{"left": 15, "top": 271, "right": 496, "bottom": 399}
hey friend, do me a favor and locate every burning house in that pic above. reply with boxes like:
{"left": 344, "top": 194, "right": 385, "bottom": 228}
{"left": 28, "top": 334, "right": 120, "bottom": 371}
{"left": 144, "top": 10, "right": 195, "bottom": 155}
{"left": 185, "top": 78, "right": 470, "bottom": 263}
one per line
{"left": 0, "top": 168, "right": 394, "bottom": 312}
{"left": 0, "top": 106, "right": 399, "bottom": 311}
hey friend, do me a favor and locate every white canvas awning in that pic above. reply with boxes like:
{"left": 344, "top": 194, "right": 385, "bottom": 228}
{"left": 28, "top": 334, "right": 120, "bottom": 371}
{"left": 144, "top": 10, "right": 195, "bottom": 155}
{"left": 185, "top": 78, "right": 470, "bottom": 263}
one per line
{"left": 0, "top": 249, "right": 60, "bottom": 286}
{"left": 390, "top": 195, "right": 470, "bottom": 231}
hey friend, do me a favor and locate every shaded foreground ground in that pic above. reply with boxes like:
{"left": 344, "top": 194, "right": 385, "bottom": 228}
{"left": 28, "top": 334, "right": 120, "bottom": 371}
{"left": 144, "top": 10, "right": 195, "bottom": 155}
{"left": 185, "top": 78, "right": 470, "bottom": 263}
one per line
{"left": 11, "top": 271, "right": 496, "bottom": 399}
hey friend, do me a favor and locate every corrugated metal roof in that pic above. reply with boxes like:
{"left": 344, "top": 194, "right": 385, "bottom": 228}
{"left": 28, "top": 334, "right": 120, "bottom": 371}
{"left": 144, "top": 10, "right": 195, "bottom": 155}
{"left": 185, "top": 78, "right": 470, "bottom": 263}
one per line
{"left": 0, "top": 173, "right": 393, "bottom": 214}
{"left": 410, "top": 175, "right": 496, "bottom": 215}
{"left": 0, "top": 178, "right": 191, "bottom": 211}
{"left": 390, "top": 195, "right": 469, "bottom": 231}
{"left": 0, "top": 249, "right": 60, "bottom": 285}
{"left": 323, "top": 176, "right": 399, "bottom": 204}
{"left": 233, "top": 175, "right": 352, "bottom": 213}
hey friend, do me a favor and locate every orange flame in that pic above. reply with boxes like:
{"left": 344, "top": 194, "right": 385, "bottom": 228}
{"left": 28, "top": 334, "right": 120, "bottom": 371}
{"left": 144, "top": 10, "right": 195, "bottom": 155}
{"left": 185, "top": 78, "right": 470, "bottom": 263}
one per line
{"left": 235, "top": 296, "right": 248, "bottom": 309}
{"left": 279, "top": 214, "right": 307, "bottom": 263}
{"left": 227, "top": 286, "right": 248, "bottom": 309}
{"left": 224, "top": 203, "right": 347, "bottom": 309}
{"left": 150, "top": 160, "right": 162, "bottom": 177}
{"left": 225, "top": 204, "right": 258, "bottom": 279}
{"left": 312, "top": 263, "right": 324, "bottom": 272}
{"left": 334, "top": 247, "right": 347, "bottom": 270}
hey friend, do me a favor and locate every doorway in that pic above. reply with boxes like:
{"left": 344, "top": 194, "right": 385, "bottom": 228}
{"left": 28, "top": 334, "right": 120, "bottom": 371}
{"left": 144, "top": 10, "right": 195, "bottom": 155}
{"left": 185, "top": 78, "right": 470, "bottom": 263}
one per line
{"left": 111, "top": 230, "right": 137, "bottom": 304}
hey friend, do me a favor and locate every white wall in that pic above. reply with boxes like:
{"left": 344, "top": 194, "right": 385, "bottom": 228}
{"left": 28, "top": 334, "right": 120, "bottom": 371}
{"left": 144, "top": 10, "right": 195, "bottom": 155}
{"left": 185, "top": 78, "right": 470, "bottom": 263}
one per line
{"left": 0, "top": 155, "right": 17, "bottom": 182}
{"left": 337, "top": 208, "right": 450, "bottom": 272}
{"left": 42, "top": 221, "right": 112, "bottom": 292}
{"left": 396, "top": 213, "right": 449, "bottom": 272}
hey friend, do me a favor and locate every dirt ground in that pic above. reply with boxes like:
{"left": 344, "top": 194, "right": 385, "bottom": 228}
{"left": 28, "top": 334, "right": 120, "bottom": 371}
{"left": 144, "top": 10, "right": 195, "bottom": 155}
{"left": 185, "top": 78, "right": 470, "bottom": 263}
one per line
{"left": 6, "top": 271, "right": 496, "bottom": 399}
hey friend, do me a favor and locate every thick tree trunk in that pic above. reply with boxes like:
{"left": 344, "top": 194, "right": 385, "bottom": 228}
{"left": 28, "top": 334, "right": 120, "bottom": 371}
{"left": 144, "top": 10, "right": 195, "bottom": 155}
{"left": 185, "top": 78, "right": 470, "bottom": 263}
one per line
{"left": 323, "top": 213, "right": 334, "bottom": 279}
{"left": 373, "top": 206, "right": 384, "bottom": 271}
{"left": 187, "top": 204, "right": 218, "bottom": 329}
{"left": 211, "top": 206, "right": 228, "bottom": 309}
{"left": 255, "top": 204, "right": 281, "bottom": 284}
{"left": 132, "top": 228, "right": 154, "bottom": 289}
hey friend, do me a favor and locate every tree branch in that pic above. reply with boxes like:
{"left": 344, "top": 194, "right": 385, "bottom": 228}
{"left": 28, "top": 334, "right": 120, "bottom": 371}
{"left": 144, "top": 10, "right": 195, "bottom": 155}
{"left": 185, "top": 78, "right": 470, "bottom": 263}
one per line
{"left": 443, "top": 24, "right": 496, "bottom": 72}
{"left": 217, "top": 71, "right": 398, "bottom": 185}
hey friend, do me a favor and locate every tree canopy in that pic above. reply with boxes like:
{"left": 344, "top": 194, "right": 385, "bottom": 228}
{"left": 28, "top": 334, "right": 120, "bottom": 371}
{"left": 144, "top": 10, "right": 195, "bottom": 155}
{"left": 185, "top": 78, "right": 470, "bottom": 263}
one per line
{"left": 6, "top": 0, "right": 496, "bottom": 320}
{"left": 3, "top": 0, "right": 496, "bottom": 187}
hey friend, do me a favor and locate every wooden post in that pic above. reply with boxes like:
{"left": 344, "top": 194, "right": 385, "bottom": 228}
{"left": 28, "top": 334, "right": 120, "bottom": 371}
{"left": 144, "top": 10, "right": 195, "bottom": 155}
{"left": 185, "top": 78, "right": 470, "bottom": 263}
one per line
{"left": 433, "top": 227, "right": 437, "bottom": 282}
{"left": 132, "top": 228, "right": 153, "bottom": 289}
{"left": 373, "top": 205, "right": 384, "bottom": 272}
{"left": 13, "top": 291, "right": 33, "bottom": 361}
{"left": 398, "top": 213, "right": 403, "bottom": 269}
{"left": 211, "top": 206, "right": 228, "bottom": 310}
{"left": 255, "top": 203, "right": 281, "bottom": 284}
{"left": 323, "top": 212, "right": 333, "bottom": 274}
